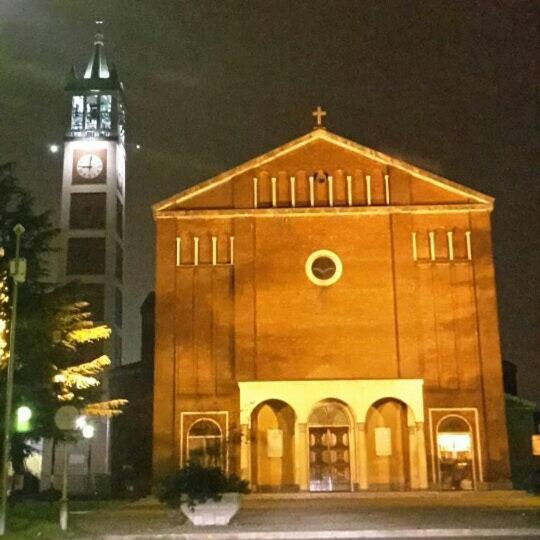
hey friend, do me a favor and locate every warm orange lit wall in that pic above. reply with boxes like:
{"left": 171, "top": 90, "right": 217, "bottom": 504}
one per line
{"left": 152, "top": 139, "right": 510, "bottom": 485}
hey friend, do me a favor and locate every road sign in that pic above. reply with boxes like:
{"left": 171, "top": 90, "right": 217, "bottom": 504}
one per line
{"left": 54, "top": 406, "right": 79, "bottom": 431}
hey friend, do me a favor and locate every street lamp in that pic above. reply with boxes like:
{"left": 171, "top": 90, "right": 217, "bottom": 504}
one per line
{"left": 0, "top": 224, "right": 26, "bottom": 536}
{"left": 15, "top": 406, "right": 32, "bottom": 433}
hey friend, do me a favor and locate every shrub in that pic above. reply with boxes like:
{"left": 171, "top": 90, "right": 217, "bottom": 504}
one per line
{"left": 155, "top": 463, "right": 249, "bottom": 509}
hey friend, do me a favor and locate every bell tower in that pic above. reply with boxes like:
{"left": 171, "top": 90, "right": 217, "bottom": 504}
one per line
{"left": 59, "top": 29, "right": 126, "bottom": 366}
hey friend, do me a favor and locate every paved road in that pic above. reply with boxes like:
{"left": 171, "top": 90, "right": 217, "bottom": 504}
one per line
{"left": 75, "top": 492, "right": 540, "bottom": 539}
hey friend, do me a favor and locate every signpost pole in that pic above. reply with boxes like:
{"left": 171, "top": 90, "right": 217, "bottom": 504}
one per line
{"left": 60, "top": 440, "right": 69, "bottom": 531}
{"left": 53, "top": 405, "right": 79, "bottom": 533}
{"left": 0, "top": 225, "right": 25, "bottom": 536}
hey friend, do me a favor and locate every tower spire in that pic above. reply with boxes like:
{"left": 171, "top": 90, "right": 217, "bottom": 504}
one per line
{"left": 84, "top": 20, "right": 109, "bottom": 79}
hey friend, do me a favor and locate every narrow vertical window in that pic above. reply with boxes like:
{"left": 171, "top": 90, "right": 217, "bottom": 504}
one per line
{"left": 176, "top": 237, "right": 181, "bottom": 266}
{"left": 114, "top": 287, "right": 123, "bottom": 328}
{"left": 429, "top": 231, "right": 436, "bottom": 261}
{"left": 229, "top": 236, "right": 235, "bottom": 265}
{"left": 85, "top": 95, "right": 99, "bottom": 130}
{"left": 384, "top": 174, "right": 391, "bottom": 205}
{"left": 365, "top": 175, "right": 372, "bottom": 206}
{"left": 212, "top": 236, "right": 218, "bottom": 265}
{"left": 309, "top": 176, "right": 315, "bottom": 207}
{"left": 100, "top": 95, "right": 112, "bottom": 131}
{"left": 328, "top": 176, "right": 334, "bottom": 207}
{"left": 465, "top": 231, "right": 472, "bottom": 260}
{"left": 346, "top": 175, "right": 353, "bottom": 206}
{"left": 115, "top": 243, "right": 123, "bottom": 281}
{"left": 193, "top": 237, "right": 199, "bottom": 266}
{"left": 447, "top": 231, "right": 454, "bottom": 261}
{"left": 290, "top": 176, "right": 296, "bottom": 207}
{"left": 116, "top": 197, "right": 124, "bottom": 238}
{"left": 252, "top": 177, "right": 258, "bottom": 208}
{"left": 71, "top": 96, "right": 84, "bottom": 130}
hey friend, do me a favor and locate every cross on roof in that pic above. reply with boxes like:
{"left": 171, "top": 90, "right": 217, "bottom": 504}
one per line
{"left": 312, "top": 106, "right": 327, "bottom": 128}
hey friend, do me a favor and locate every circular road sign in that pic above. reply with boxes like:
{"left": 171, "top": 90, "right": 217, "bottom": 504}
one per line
{"left": 54, "top": 405, "right": 79, "bottom": 431}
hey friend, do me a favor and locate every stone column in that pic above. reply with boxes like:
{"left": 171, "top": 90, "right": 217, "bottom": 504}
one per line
{"left": 416, "top": 422, "right": 428, "bottom": 489}
{"left": 294, "top": 423, "right": 308, "bottom": 491}
{"left": 408, "top": 425, "right": 419, "bottom": 489}
{"left": 355, "top": 422, "right": 369, "bottom": 490}
{"left": 240, "top": 423, "right": 251, "bottom": 484}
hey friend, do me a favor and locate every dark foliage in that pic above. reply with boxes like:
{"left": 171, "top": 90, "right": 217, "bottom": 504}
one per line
{"left": 155, "top": 463, "right": 249, "bottom": 509}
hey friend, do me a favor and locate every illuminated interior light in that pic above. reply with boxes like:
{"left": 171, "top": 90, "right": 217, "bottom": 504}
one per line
{"left": 384, "top": 174, "right": 390, "bottom": 205}
{"left": 290, "top": 177, "right": 296, "bottom": 207}
{"left": 437, "top": 432, "right": 471, "bottom": 453}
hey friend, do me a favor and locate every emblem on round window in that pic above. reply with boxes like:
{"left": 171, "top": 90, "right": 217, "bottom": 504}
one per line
{"left": 305, "top": 250, "right": 343, "bottom": 287}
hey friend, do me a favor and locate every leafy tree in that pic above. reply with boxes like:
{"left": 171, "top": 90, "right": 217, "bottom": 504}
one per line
{"left": 0, "top": 162, "right": 126, "bottom": 475}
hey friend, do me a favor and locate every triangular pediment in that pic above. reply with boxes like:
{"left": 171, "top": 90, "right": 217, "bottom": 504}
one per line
{"left": 153, "top": 129, "right": 492, "bottom": 216}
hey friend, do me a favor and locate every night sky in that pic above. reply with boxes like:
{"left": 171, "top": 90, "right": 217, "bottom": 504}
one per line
{"left": 0, "top": 1, "right": 537, "bottom": 401}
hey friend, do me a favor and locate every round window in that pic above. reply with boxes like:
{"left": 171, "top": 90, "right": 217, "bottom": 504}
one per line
{"left": 305, "top": 250, "right": 343, "bottom": 287}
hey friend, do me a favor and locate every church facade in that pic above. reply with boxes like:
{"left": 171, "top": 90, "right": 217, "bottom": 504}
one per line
{"left": 152, "top": 124, "right": 511, "bottom": 491}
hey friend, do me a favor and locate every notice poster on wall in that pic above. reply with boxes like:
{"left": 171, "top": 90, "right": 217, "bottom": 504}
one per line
{"left": 375, "top": 427, "right": 392, "bottom": 456}
{"left": 267, "top": 429, "right": 283, "bottom": 458}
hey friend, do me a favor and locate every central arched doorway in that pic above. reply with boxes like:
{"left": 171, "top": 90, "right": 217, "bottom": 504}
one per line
{"left": 251, "top": 400, "right": 296, "bottom": 492}
{"left": 308, "top": 400, "right": 352, "bottom": 492}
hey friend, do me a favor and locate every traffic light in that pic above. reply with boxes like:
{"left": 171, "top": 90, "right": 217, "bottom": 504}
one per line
{"left": 15, "top": 406, "right": 32, "bottom": 432}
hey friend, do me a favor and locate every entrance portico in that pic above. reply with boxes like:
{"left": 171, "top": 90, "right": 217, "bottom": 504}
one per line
{"left": 239, "top": 379, "right": 428, "bottom": 492}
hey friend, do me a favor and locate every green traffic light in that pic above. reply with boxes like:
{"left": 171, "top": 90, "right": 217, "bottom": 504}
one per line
{"left": 15, "top": 405, "right": 32, "bottom": 432}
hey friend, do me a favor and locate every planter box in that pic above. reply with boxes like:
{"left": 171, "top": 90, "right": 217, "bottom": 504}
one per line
{"left": 181, "top": 492, "right": 241, "bottom": 526}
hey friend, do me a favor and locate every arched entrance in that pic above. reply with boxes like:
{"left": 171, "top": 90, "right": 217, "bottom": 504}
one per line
{"left": 251, "top": 400, "right": 295, "bottom": 491}
{"left": 436, "top": 415, "right": 475, "bottom": 490}
{"left": 366, "top": 398, "right": 410, "bottom": 490}
{"left": 308, "top": 400, "right": 353, "bottom": 492}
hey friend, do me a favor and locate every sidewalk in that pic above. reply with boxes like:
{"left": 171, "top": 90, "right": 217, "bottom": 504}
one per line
{"left": 70, "top": 491, "right": 540, "bottom": 539}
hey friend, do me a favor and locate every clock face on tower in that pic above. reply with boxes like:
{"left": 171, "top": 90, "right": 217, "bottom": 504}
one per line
{"left": 76, "top": 154, "right": 104, "bottom": 179}
{"left": 72, "top": 148, "right": 107, "bottom": 184}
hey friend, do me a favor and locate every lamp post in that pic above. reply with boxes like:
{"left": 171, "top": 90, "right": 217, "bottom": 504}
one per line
{"left": 81, "top": 420, "right": 95, "bottom": 493}
{"left": 54, "top": 405, "right": 79, "bottom": 532}
{"left": 0, "top": 224, "right": 26, "bottom": 536}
